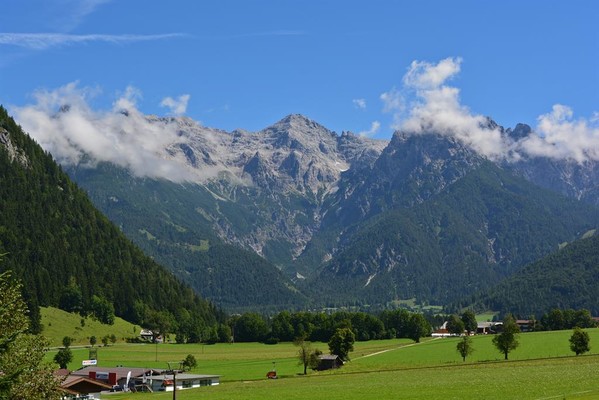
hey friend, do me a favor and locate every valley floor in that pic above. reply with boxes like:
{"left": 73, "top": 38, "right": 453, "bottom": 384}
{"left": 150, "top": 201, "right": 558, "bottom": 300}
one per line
{"left": 49, "top": 329, "right": 599, "bottom": 400}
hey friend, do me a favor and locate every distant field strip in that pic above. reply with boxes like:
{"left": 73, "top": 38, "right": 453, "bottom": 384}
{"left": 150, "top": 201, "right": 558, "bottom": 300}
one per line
{"left": 353, "top": 337, "right": 441, "bottom": 360}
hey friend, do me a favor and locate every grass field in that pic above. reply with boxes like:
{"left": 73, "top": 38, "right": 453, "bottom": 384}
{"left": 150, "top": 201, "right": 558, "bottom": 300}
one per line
{"left": 41, "top": 307, "right": 139, "bottom": 347}
{"left": 475, "top": 312, "right": 498, "bottom": 322}
{"left": 47, "top": 327, "right": 599, "bottom": 399}
{"left": 107, "top": 356, "right": 599, "bottom": 400}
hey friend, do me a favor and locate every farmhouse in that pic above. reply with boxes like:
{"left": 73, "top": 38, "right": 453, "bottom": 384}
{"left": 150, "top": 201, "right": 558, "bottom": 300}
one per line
{"left": 476, "top": 321, "right": 502, "bottom": 334}
{"left": 516, "top": 319, "right": 535, "bottom": 332}
{"left": 431, "top": 321, "right": 456, "bottom": 337}
{"left": 61, "top": 366, "right": 221, "bottom": 396}
{"left": 60, "top": 375, "right": 113, "bottom": 398}
{"left": 62, "top": 366, "right": 161, "bottom": 396}
{"left": 140, "top": 329, "right": 162, "bottom": 342}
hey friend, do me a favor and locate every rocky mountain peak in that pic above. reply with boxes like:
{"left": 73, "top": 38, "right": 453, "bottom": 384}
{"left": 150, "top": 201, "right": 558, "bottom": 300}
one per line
{"left": 380, "top": 130, "right": 483, "bottom": 194}
{"left": 278, "top": 113, "right": 322, "bottom": 129}
{"left": 506, "top": 123, "right": 532, "bottom": 141}
{"left": 478, "top": 116, "right": 504, "bottom": 132}
{"left": 263, "top": 114, "right": 336, "bottom": 146}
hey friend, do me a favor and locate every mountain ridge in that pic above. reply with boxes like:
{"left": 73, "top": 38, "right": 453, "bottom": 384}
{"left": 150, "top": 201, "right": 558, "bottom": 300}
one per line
{"left": 17, "top": 109, "right": 599, "bottom": 311}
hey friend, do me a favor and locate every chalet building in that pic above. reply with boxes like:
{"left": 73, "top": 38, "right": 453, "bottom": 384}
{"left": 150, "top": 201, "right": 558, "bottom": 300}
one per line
{"left": 60, "top": 366, "right": 220, "bottom": 397}
{"left": 431, "top": 321, "right": 461, "bottom": 337}
{"left": 62, "top": 366, "right": 161, "bottom": 396}
{"left": 476, "top": 322, "right": 502, "bottom": 334}
{"left": 60, "top": 375, "right": 113, "bottom": 398}
{"left": 516, "top": 319, "right": 535, "bottom": 332}
{"left": 140, "top": 329, "right": 162, "bottom": 342}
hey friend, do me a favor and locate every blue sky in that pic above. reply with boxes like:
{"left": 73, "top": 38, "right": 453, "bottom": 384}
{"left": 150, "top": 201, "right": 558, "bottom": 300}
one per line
{"left": 1, "top": 0, "right": 597, "bottom": 139}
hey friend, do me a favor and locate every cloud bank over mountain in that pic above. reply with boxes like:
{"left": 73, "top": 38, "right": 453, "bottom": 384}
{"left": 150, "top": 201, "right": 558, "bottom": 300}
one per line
{"left": 10, "top": 58, "right": 599, "bottom": 183}
{"left": 381, "top": 57, "right": 599, "bottom": 163}
{"left": 12, "top": 82, "right": 196, "bottom": 182}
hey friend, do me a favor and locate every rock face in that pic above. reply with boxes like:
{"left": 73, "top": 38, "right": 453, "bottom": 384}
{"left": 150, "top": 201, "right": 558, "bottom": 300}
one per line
{"left": 53, "top": 113, "right": 599, "bottom": 309}
{"left": 167, "top": 114, "right": 386, "bottom": 195}
{"left": 0, "top": 127, "right": 29, "bottom": 167}
{"left": 328, "top": 130, "right": 485, "bottom": 226}
{"left": 507, "top": 156, "right": 599, "bottom": 206}
{"left": 152, "top": 114, "right": 388, "bottom": 261}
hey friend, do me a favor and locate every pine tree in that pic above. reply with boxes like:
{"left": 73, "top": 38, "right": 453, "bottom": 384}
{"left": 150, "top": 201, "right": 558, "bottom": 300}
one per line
{"left": 0, "top": 269, "right": 62, "bottom": 399}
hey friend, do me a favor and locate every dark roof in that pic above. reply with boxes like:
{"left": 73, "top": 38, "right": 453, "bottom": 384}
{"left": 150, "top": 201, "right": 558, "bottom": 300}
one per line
{"left": 71, "top": 366, "right": 159, "bottom": 380}
{"left": 319, "top": 354, "right": 341, "bottom": 361}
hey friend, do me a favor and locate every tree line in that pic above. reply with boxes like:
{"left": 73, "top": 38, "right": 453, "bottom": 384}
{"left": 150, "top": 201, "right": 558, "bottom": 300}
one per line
{"left": 167, "top": 307, "right": 598, "bottom": 345}
{"left": 220, "top": 309, "right": 433, "bottom": 344}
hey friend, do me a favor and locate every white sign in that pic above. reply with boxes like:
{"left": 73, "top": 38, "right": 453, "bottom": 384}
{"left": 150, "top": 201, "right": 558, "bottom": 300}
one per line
{"left": 82, "top": 359, "right": 98, "bottom": 366}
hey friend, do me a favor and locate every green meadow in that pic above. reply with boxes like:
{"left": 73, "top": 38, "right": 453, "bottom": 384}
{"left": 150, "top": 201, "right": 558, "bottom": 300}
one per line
{"left": 41, "top": 307, "right": 138, "bottom": 347}
{"left": 46, "top": 327, "right": 599, "bottom": 399}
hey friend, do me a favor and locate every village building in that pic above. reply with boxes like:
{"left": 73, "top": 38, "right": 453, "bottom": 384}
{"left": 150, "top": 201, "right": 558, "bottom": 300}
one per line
{"left": 139, "top": 329, "right": 162, "bottom": 342}
{"left": 431, "top": 321, "right": 456, "bottom": 337}
{"left": 150, "top": 373, "right": 220, "bottom": 392}
{"left": 516, "top": 319, "right": 535, "bottom": 332}
{"left": 476, "top": 321, "right": 502, "bottom": 334}
{"left": 69, "top": 366, "right": 160, "bottom": 391}
{"left": 60, "top": 366, "right": 220, "bottom": 397}
{"left": 60, "top": 375, "right": 113, "bottom": 398}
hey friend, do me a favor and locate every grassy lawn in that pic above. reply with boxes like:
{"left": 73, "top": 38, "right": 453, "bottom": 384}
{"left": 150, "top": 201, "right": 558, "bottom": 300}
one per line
{"left": 41, "top": 307, "right": 139, "bottom": 347}
{"left": 46, "top": 326, "right": 599, "bottom": 399}
{"left": 106, "top": 355, "right": 599, "bottom": 400}
{"left": 48, "top": 338, "right": 415, "bottom": 381}
{"left": 475, "top": 311, "right": 498, "bottom": 322}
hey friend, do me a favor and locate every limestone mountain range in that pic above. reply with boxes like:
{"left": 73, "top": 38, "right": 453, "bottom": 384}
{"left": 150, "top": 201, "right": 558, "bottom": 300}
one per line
{"left": 48, "top": 112, "right": 599, "bottom": 310}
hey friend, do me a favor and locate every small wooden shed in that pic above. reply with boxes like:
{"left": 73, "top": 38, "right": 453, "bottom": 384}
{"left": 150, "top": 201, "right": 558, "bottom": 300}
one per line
{"left": 316, "top": 354, "right": 344, "bottom": 371}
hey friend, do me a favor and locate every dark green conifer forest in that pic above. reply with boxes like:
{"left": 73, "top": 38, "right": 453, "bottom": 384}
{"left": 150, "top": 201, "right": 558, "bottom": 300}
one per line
{"left": 0, "top": 106, "right": 222, "bottom": 336}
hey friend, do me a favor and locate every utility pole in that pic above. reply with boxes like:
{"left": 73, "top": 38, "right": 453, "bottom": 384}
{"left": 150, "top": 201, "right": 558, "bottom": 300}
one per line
{"left": 167, "top": 361, "right": 181, "bottom": 400}
{"left": 172, "top": 368, "right": 177, "bottom": 400}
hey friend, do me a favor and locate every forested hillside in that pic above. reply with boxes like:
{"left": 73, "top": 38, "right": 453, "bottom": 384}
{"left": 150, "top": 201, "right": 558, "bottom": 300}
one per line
{"left": 307, "top": 161, "right": 599, "bottom": 307}
{"left": 66, "top": 162, "right": 309, "bottom": 311}
{"left": 467, "top": 231, "right": 599, "bottom": 316}
{"left": 0, "top": 106, "right": 222, "bottom": 335}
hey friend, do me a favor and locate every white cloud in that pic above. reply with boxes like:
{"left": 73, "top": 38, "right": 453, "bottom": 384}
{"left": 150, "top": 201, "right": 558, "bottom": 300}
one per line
{"left": 11, "top": 83, "right": 198, "bottom": 182}
{"left": 381, "top": 57, "right": 510, "bottom": 160}
{"left": 0, "top": 32, "right": 186, "bottom": 50}
{"left": 520, "top": 105, "right": 599, "bottom": 162}
{"left": 381, "top": 57, "right": 599, "bottom": 164}
{"left": 160, "top": 94, "right": 191, "bottom": 116}
{"left": 358, "top": 121, "right": 381, "bottom": 137}
{"left": 353, "top": 98, "right": 367, "bottom": 110}
{"left": 403, "top": 57, "right": 462, "bottom": 90}
{"left": 380, "top": 87, "right": 404, "bottom": 129}
{"left": 380, "top": 87, "right": 402, "bottom": 113}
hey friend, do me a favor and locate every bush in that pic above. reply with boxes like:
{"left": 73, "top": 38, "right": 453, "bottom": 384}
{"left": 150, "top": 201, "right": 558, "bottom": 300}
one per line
{"left": 263, "top": 337, "right": 280, "bottom": 345}
{"left": 182, "top": 354, "right": 197, "bottom": 371}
